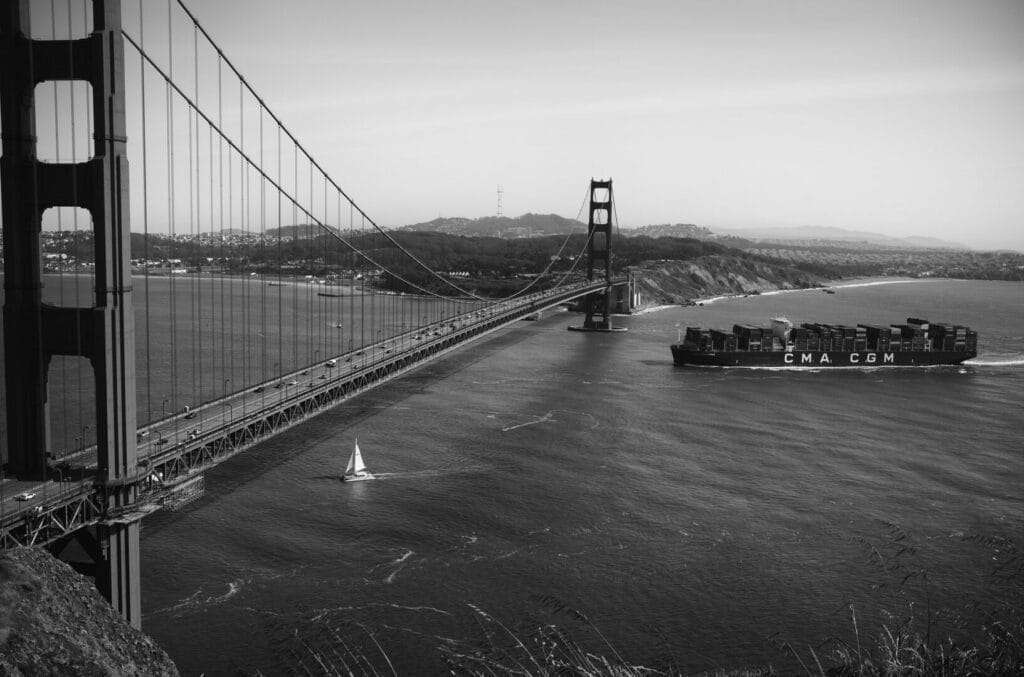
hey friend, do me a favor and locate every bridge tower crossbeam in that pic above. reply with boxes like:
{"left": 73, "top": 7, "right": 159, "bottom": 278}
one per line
{"left": 1, "top": 0, "right": 141, "bottom": 627}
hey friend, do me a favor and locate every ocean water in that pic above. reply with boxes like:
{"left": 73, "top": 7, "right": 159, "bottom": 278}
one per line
{"left": 128, "top": 278, "right": 1022, "bottom": 674}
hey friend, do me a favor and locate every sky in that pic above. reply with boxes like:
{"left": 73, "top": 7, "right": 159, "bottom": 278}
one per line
{"left": 24, "top": 0, "right": 1024, "bottom": 251}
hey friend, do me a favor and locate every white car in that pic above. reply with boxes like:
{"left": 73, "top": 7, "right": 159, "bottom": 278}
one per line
{"left": 14, "top": 491, "right": 36, "bottom": 501}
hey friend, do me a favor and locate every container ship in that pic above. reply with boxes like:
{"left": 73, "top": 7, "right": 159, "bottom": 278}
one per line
{"left": 671, "top": 317, "right": 977, "bottom": 367}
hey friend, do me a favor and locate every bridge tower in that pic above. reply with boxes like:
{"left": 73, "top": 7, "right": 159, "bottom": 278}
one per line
{"left": 571, "top": 178, "right": 626, "bottom": 331}
{"left": 1, "top": 0, "right": 142, "bottom": 626}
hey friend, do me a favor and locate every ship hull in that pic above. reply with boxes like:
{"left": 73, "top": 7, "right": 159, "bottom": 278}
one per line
{"left": 671, "top": 346, "right": 976, "bottom": 368}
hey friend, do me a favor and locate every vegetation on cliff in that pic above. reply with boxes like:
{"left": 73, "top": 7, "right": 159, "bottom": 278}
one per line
{"left": 631, "top": 255, "right": 824, "bottom": 306}
{"left": 0, "top": 548, "right": 178, "bottom": 676}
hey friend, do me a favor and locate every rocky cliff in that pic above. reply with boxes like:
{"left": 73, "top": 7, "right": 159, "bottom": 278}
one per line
{"left": 632, "top": 255, "right": 825, "bottom": 306}
{"left": 0, "top": 548, "right": 178, "bottom": 676}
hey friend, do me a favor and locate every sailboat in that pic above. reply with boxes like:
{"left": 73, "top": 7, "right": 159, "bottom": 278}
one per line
{"left": 342, "top": 438, "right": 373, "bottom": 482}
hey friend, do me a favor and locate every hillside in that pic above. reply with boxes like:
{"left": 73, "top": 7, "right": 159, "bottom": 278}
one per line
{"left": 0, "top": 548, "right": 179, "bottom": 676}
{"left": 400, "top": 213, "right": 584, "bottom": 238}
{"left": 621, "top": 223, "right": 714, "bottom": 239}
{"left": 632, "top": 255, "right": 823, "bottom": 306}
{"left": 265, "top": 223, "right": 340, "bottom": 239}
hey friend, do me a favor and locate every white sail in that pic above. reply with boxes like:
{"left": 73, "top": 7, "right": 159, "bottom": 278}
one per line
{"left": 343, "top": 439, "right": 371, "bottom": 480}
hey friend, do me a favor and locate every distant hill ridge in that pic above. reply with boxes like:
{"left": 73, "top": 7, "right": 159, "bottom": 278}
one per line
{"left": 265, "top": 224, "right": 340, "bottom": 239}
{"left": 214, "top": 217, "right": 971, "bottom": 252}
{"left": 400, "top": 213, "right": 584, "bottom": 238}
{"left": 714, "top": 225, "right": 968, "bottom": 250}
{"left": 623, "top": 223, "right": 713, "bottom": 239}
{"left": 396, "top": 216, "right": 968, "bottom": 250}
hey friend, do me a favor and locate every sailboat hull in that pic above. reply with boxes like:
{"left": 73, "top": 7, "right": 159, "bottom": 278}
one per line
{"left": 342, "top": 472, "right": 374, "bottom": 482}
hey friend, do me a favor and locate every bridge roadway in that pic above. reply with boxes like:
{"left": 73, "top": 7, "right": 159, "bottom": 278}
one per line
{"left": 1, "top": 280, "right": 622, "bottom": 548}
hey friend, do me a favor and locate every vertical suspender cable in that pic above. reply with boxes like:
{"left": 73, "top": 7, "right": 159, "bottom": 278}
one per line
{"left": 276, "top": 126, "right": 283, "bottom": 380}
{"left": 292, "top": 137, "right": 299, "bottom": 374}
{"left": 218, "top": 51, "right": 228, "bottom": 401}
{"left": 167, "top": 0, "right": 178, "bottom": 420}
{"left": 138, "top": 0, "right": 153, "bottom": 428}
{"left": 259, "top": 105, "right": 266, "bottom": 385}
{"left": 187, "top": 24, "right": 197, "bottom": 414}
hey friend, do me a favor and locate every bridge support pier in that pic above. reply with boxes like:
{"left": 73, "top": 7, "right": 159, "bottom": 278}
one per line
{"left": 1, "top": 0, "right": 141, "bottom": 627}
{"left": 569, "top": 179, "right": 627, "bottom": 333}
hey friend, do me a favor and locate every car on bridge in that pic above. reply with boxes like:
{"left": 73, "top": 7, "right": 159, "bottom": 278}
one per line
{"left": 14, "top": 491, "right": 36, "bottom": 501}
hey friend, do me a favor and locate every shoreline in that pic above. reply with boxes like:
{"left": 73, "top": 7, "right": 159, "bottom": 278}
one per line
{"left": 635, "top": 276, "right": 928, "bottom": 313}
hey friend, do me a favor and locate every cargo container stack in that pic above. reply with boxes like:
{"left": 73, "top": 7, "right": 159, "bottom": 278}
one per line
{"left": 965, "top": 329, "right": 978, "bottom": 354}
{"left": 732, "top": 324, "right": 763, "bottom": 352}
{"left": 800, "top": 323, "right": 825, "bottom": 351}
{"left": 853, "top": 326, "right": 868, "bottom": 352}
{"left": 905, "top": 319, "right": 928, "bottom": 351}
{"left": 831, "top": 325, "right": 855, "bottom": 352}
{"left": 907, "top": 318, "right": 930, "bottom": 331}
{"left": 861, "top": 325, "right": 892, "bottom": 352}
{"left": 710, "top": 329, "right": 737, "bottom": 351}
{"left": 893, "top": 323, "right": 925, "bottom": 351}
{"left": 929, "top": 323, "right": 950, "bottom": 351}
{"left": 820, "top": 325, "right": 835, "bottom": 351}
{"left": 684, "top": 327, "right": 712, "bottom": 352}
{"left": 806, "top": 329, "right": 821, "bottom": 351}
{"left": 791, "top": 326, "right": 808, "bottom": 351}
{"left": 888, "top": 325, "right": 904, "bottom": 351}
{"left": 950, "top": 327, "right": 964, "bottom": 351}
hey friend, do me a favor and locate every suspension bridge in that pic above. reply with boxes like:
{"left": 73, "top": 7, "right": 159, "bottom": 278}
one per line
{"left": 0, "top": 0, "right": 634, "bottom": 628}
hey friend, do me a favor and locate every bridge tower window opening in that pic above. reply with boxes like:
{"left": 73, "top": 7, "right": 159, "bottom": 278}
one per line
{"left": 33, "top": 81, "right": 94, "bottom": 163}
{"left": 25, "top": 0, "right": 94, "bottom": 40}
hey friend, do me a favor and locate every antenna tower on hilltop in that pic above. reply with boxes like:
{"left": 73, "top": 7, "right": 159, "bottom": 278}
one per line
{"left": 496, "top": 184, "right": 503, "bottom": 217}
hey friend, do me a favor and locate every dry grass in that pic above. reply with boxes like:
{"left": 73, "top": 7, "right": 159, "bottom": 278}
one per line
{"left": 775, "top": 527, "right": 1023, "bottom": 676}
